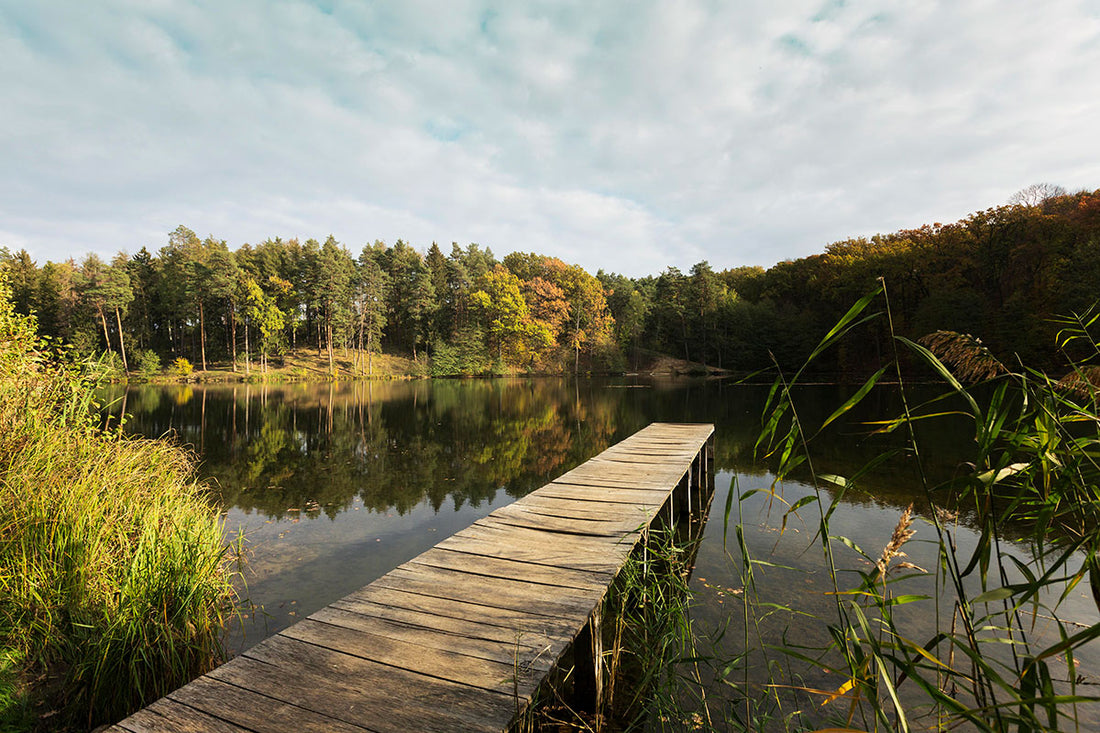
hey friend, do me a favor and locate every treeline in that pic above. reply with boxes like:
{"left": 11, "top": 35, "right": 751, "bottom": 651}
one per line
{"left": 0, "top": 229, "right": 619, "bottom": 376}
{"left": 3, "top": 186, "right": 1100, "bottom": 378}
{"left": 630, "top": 187, "right": 1100, "bottom": 376}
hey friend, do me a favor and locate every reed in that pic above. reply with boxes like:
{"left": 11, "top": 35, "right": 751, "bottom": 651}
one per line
{"left": 725, "top": 283, "right": 1100, "bottom": 731}
{"left": 0, "top": 277, "right": 237, "bottom": 730}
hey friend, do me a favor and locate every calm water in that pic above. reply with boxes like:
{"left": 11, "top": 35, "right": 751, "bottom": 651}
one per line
{"left": 100, "top": 378, "right": 1100, "bottom": 728}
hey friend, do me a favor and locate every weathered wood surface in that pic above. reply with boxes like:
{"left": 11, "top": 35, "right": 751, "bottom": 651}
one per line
{"left": 109, "top": 422, "right": 714, "bottom": 733}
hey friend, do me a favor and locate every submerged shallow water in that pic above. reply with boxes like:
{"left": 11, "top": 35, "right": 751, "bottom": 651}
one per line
{"left": 100, "top": 377, "right": 1100, "bottom": 729}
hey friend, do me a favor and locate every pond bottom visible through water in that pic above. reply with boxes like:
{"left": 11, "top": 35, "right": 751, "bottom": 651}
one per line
{"left": 99, "top": 379, "right": 1100, "bottom": 730}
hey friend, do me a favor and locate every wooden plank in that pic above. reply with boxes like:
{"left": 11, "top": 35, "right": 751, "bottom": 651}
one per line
{"left": 215, "top": 644, "right": 511, "bottom": 733}
{"left": 535, "top": 484, "right": 674, "bottom": 507}
{"left": 475, "top": 512, "right": 639, "bottom": 538}
{"left": 168, "top": 676, "right": 369, "bottom": 733}
{"left": 429, "top": 533, "right": 626, "bottom": 574}
{"left": 332, "top": 585, "right": 577, "bottom": 641}
{"left": 560, "top": 462, "right": 680, "bottom": 478}
{"left": 444, "top": 523, "right": 639, "bottom": 564}
{"left": 113, "top": 698, "right": 248, "bottom": 733}
{"left": 278, "top": 617, "right": 545, "bottom": 690}
{"left": 409, "top": 547, "right": 616, "bottom": 591}
{"left": 492, "top": 499, "right": 644, "bottom": 524}
{"left": 547, "top": 475, "right": 675, "bottom": 490}
{"left": 511, "top": 495, "right": 653, "bottom": 522}
{"left": 593, "top": 454, "right": 692, "bottom": 465}
{"left": 371, "top": 564, "right": 605, "bottom": 619}
{"left": 308, "top": 605, "right": 549, "bottom": 658}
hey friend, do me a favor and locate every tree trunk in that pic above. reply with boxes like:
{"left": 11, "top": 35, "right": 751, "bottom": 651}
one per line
{"left": 198, "top": 300, "right": 207, "bottom": 371}
{"left": 367, "top": 315, "right": 374, "bottom": 377}
{"left": 114, "top": 307, "right": 128, "bottom": 372}
{"left": 357, "top": 308, "right": 365, "bottom": 371}
{"left": 230, "top": 304, "right": 238, "bottom": 372}
{"left": 574, "top": 310, "right": 581, "bottom": 375}
{"left": 99, "top": 307, "right": 111, "bottom": 354}
{"left": 244, "top": 320, "right": 251, "bottom": 375}
{"left": 701, "top": 313, "right": 708, "bottom": 370}
{"left": 327, "top": 320, "right": 334, "bottom": 374}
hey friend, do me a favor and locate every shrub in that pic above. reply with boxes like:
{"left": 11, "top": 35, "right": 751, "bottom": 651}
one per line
{"left": 172, "top": 356, "right": 193, "bottom": 377}
{"left": 132, "top": 349, "right": 161, "bottom": 378}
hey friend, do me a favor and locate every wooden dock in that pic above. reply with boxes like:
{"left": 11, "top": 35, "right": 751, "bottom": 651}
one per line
{"left": 109, "top": 422, "right": 715, "bottom": 733}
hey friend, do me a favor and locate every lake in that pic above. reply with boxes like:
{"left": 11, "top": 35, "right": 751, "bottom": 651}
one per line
{"left": 100, "top": 377, "right": 1100, "bottom": 729}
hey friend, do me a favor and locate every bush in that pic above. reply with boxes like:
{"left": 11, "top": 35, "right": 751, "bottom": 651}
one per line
{"left": 430, "top": 328, "right": 491, "bottom": 376}
{"left": 172, "top": 356, "right": 193, "bottom": 377}
{"left": 132, "top": 349, "right": 161, "bottom": 378}
{"left": 96, "top": 350, "right": 126, "bottom": 381}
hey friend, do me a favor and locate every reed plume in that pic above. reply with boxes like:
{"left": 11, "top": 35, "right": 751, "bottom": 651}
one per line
{"left": 875, "top": 504, "right": 916, "bottom": 582}
{"left": 920, "top": 330, "right": 1006, "bottom": 382}
{"left": 1056, "top": 365, "right": 1100, "bottom": 397}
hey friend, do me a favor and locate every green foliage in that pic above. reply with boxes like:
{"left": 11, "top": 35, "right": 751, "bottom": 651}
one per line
{"left": 173, "top": 356, "right": 193, "bottom": 377}
{"left": 0, "top": 648, "right": 31, "bottom": 731}
{"left": 470, "top": 265, "right": 554, "bottom": 370}
{"left": 429, "top": 326, "right": 492, "bottom": 377}
{"left": 0, "top": 275, "right": 236, "bottom": 728}
{"left": 132, "top": 348, "right": 161, "bottom": 378}
{"left": 243, "top": 276, "right": 286, "bottom": 372}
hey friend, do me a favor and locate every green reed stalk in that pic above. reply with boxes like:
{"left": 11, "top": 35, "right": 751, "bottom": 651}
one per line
{"left": 731, "top": 285, "right": 1100, "bottom": 732}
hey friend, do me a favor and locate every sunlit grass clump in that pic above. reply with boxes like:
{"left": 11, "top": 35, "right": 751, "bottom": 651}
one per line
{"left": 0, "top": 278, "right": 236, "bottom": 730}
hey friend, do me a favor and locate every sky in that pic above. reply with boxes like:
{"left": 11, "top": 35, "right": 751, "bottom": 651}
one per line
{"left": 2, "top": 1, "right": 1099, "bottom": 278}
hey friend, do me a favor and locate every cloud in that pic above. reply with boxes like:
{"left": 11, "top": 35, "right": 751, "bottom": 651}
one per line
{"left": 1, "top": 1, "right": 1099, "bottom": 276}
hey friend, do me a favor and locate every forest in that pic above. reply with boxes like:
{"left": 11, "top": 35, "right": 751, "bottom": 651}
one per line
{"left": 3, "top": 186, "right": 1099, "bottom": 379}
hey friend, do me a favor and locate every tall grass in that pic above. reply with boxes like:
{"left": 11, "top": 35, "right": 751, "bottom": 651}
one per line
{"left": 716, "top": 283, "right": 1100, "bottom": 731}
{"left": 0, "top": 277, "right": 237, "bottom": 730}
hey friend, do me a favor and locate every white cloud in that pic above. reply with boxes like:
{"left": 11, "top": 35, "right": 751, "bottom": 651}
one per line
{"left": 1, "top": 0, "right": 1099, "bottom": 276}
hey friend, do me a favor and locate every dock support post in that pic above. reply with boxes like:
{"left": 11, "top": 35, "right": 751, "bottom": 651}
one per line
{"left": 707, "top": 437, "right": 715, "bottom": 491}
{"left": 574, "top": 604, "right": 604, "bottom": 714}
{"left": 673, "top": 468, "right": 690, "bottom": 520}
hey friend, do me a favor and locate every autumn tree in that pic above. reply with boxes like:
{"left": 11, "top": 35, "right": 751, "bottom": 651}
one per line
{"left": 1009, "top": 182, "right": 1067, "bottom": 208}
{"left": 470, "top": 265, "right": 553, "bottom": 369}
{"left": 556, "top": 263, "right": 613, "bottom": 373}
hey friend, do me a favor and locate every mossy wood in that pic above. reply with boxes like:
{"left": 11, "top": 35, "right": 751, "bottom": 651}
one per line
{"left": 108, "top": 422, "right": 715, "bottom": 733}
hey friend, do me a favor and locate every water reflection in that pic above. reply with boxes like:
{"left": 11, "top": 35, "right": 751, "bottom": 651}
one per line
{"left": 100, "top": 378, "right": 1100, "bottom": 725}
{"left": 99, "top": 379, "right": 1037, "bottom": 661}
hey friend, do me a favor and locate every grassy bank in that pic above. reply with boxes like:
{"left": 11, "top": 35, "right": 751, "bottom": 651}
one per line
{"left": 0, "top": 280, "right": 237, "bottom": 730}
{"left": 114, "top": 346, "right": 726, "bottom": 384}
